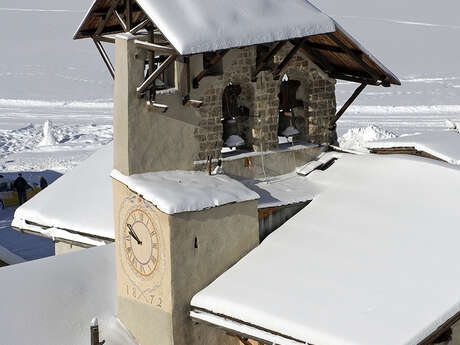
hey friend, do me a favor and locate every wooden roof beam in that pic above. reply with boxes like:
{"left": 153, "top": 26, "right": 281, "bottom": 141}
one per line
{"left": 252, "top": 41, "right": 285, "bottom": 81}
{"left": 193, "top": 50, "right": 229, "bottom": 89}
{"left": 134, "top": 40, "right": 176, "bottom": 55}
{"left": 329, "top": 72, "right": 379, "bottom": 86}
{"left": 329, "top": 83, "right": 367, "bottom": 130}
{"left": 304, "top": 41, "right": 362, "bottom": 55}
{"left": 272, "top": 38, "right": 306, "bottom": 79}
{"left": 93, "top": 38, "right": 115, "bottom": 79}
{"left": 299, "top": 42, "right": 336, "bottom": 74}
{"left": 95, "top": 35, "right": 115, "bottom": 44}
{"left": 327, "top": 33, "right": 383, "bottom": 82}
{"left": 130, "top": 19, "right": 151, "bottom": 34}
{"left": 125, "top": 0, "right": 132, "bottom": 30}
{"left": 137, "top": 53, "right": 178, "bottom": 95}
{"left": 95, "top": 0, "right": 120, "bottom": 36}
{"left": 114, "top": 10, "right": 127, "bottom": 32}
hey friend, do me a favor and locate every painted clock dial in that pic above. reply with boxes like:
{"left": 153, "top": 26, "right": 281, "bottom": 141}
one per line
{"left": 124, "top": 209, "right": 160, "bottom": 277}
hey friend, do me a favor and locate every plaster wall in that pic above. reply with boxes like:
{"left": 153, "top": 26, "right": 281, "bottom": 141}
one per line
{"left": 113, "top": 179, "right": 174, "bottom": 345}
{"left": 113, "top": 178, "right": 259, "bottom": 345}
{"left": 113, "top": 33, "right": 201, "bottom": 175}
{"left": 169, "top": 200, "right": 260, "bottom": 345}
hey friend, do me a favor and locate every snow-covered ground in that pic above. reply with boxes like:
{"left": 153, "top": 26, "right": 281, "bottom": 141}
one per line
{"left": 309, "top": 0, "right": 460, "bottom": 136}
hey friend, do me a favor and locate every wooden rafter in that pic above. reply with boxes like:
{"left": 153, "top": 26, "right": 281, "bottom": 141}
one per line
{"left": 305, "top": 41, "right": 362, "bottom": 55}
{"left": 134, "top": 40, "right": 176, "bottom": 54}
{"left": 94, "top": 0, "right": 120, "bottom": 36}
{"left": 252, "top": 41, "right": 285, "bottom": 81}
{"left": 329, "top": 72, "right": 379, "bottom": 86}
{"left": 130, "top": 19, "right": 151, "bottom": 34}
{"left": 125, "top": 0, "right": 132, "bottom": 30}
{"left": 329, "top": 83, "right": 366, "bottom": 129}
{"left": 299, "top": 43, "right": 335, "bottom": 74}
{"left": 327, "top": 33, "right": 381, "bottom": 82}
{"left": 137, "top": 54, "right": 178, "bottom": 94}
{"left": 114, "top": 10, "right": 127, "bottom": 31}
{"left": 193, "top": 50, "right": 229, "bottom": 89}
{"left": 95, "top": 35, "right": 115, "bottom": 44}
{"left": 272, "top": 38, "right": 307, "bottom": 78}
{"left": 93, "top": 38, "right": 115, "bottom": 79}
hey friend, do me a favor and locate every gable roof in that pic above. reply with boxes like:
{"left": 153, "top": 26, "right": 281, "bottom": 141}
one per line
{"left": 191, "top": 154, "right": 460, "bottom": 345}
{"left": 73, "top": 0, "right": 400, "bottom": 86}
{"left": 0, "top": 244, "right": 137, "bottom": 345}
{"left": 74, "top": 0, "right": 335, "bottom": 54}
{"left": 12, "top": 143, "right": 114, "bottom": 246}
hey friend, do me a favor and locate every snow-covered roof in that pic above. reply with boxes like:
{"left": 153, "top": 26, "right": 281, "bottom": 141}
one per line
{"left": 111, "top": 169, "right": 260, "bottom": 215}
{"left": 191, "top": 154, "right": 460, "bottom": 345}
{"left": 366, "top": 130, "right": 460, "bottom": 165}
{"left": 12, "top": 143, "right": 114, "bottom": 245}
{"left": 0, "top": 244, "right": 137, "bottom": 345}
{"left": 75, "top": 0, "right": 335, "bottom": 55}
{"left": 135, "top": 0, "right": 335, "bottom": 55}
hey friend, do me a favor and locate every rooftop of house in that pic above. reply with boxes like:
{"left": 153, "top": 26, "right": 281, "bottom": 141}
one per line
{"left": 0, "top": 244, "right": 138, "bottom": 345}
{"left": 191, "top": 154, "right": 460, "bottom": 345}
{"left": 5, "top": 153, "right": 460, "bottom": 345}
{"left": 12, "top": 143, "right": 114, "bottom": 246}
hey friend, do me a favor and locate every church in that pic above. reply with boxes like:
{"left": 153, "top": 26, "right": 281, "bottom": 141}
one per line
{"left": 4, "top": 1, "right": 460, "bottom": 345}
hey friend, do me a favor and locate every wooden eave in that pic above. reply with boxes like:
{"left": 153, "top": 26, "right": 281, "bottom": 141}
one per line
{"left": 73, "top": 0, "right": 146, "bottom": 39}
{"left": 301, "top": 27, "right": 401, "bottom": 87}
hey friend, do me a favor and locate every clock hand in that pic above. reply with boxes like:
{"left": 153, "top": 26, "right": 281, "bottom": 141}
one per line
{"left": 127, "top": 224, "right": 142, "bottom": 245}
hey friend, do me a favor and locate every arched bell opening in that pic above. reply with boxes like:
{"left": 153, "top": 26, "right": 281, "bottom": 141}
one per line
{"left": 222, "top": 83, "right": 250, "bottom": 149}
{"left": 278, "top": 75, "right": 304, "bottom": 140}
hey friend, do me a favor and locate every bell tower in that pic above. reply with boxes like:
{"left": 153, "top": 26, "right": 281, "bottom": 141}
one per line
{"left": 111, "top": 33, "right": 260, "bottom": 345}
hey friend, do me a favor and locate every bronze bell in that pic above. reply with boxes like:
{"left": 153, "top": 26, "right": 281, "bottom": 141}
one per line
{"left": 222, "top": 84, "right": 246, "bottom": 147}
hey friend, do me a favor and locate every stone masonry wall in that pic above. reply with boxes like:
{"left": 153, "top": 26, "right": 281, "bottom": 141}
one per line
{"left": 192, "top": 43, "right": 338, "bottom": 161}
{"left": 193, "top": 47, "right": 256, "bottom": 161}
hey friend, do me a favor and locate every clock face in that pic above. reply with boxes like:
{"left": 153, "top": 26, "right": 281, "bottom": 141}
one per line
{"left": 124, "top": 209, "right": 160, "bottom": 277}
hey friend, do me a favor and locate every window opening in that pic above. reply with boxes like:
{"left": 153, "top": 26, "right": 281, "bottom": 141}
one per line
{"left": 222, "top": 84, "right": 249, "bottom": 148}
{"left": 278, "top": 75, "right": 303, "bottom": 137}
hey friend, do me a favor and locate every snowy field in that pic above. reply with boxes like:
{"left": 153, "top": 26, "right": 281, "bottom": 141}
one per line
{"left": 313, "top": 0, "right": 460, "bottom": 136}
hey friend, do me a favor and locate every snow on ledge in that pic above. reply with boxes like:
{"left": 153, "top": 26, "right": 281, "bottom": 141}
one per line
{"left": 11, "top": 218, "right": 107, "bottom": 247}
{"left": 111, "top": 170, "right": 259, "bottom": 215}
